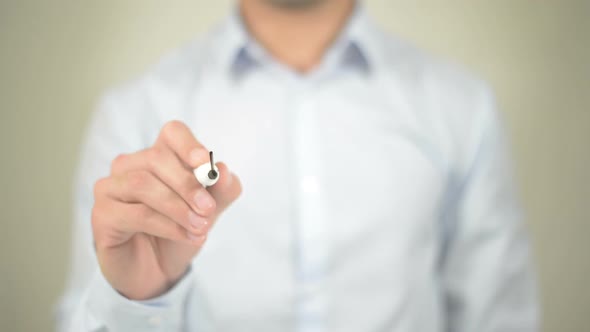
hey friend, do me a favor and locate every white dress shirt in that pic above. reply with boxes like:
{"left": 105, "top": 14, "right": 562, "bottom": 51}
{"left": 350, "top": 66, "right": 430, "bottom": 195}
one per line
{"left": 56, "top": 5, "right": 538, "bottom": 332}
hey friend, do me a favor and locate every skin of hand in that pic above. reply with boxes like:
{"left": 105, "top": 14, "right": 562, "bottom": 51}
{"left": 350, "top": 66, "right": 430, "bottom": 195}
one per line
{"left": 91, "top": 120, "right": 242, "bottom": 300}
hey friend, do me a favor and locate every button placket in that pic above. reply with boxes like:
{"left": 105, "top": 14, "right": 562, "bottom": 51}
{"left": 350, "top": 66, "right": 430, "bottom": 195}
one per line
{"left": 289, "top": 80, "right": 328, "bottom": 332}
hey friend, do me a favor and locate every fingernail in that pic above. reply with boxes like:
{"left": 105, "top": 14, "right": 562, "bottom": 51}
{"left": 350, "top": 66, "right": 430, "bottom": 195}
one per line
{"left": 187, "top": 232, "right": 206, "bottom": 244}
{"left": 194, "top": 189, "right": 215, "bottom": 211}
{"left": 188, "top": 212, "right": 209, "bottom": 232}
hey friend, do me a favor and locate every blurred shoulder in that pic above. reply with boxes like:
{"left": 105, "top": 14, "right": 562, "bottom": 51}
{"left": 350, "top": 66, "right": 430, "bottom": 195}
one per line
{"left": 370, "top": 24, "right": 499, "bottom": 170}
{"left": 103, "top": 24, "right": 222, "bottom": 104}
{"left": 373, "top": 26, "right": 492, "bottom": 105}
{"left": 93, "top": 22, "right": 226, "bottom": 145}
{"left": 96, "top": 22, "right": 228, "bottom": 125}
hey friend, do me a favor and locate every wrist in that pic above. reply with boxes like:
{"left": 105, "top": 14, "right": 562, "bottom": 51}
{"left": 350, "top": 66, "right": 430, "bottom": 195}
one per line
{"left": 119, "top": 267, "right": 191, "bottom": 301}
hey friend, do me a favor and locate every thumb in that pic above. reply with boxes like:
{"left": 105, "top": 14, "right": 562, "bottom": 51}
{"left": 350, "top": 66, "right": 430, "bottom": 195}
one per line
{"left": 208, "top": 162, "right": 242, "bottom": 214}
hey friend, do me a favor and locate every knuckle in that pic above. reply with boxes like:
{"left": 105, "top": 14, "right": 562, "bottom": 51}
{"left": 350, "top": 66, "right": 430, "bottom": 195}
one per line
{"left": 161, "top": 120, "right": 185, "bottom": 141}
{"left": 93, "top": 177, "right": 108, "bottom": 198}
{"left": 127, "top": 170, "right": 151, "bottom": 191}
{"left": 147, "top": 146, "right": 161, "bottom": 160}
{"left": 146, "top": 147, "right": 165, "bottom": 169}
{"left": 110, "top": 154, "right": 127, "bottom": 174}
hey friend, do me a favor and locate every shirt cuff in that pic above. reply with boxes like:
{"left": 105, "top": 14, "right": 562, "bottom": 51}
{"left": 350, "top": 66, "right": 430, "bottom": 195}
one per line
{"left": 86, "top": 266, "right": 194, "bottom": 331}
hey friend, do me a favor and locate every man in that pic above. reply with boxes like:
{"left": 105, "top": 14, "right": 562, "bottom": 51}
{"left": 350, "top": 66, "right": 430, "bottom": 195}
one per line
{"left": 57, "top": 0, "right": 539, "bottom": 331}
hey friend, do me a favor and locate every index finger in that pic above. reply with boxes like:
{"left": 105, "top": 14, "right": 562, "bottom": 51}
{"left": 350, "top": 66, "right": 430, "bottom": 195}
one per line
{"left": 156, "top": 120, "right": 210, "bottom": 168}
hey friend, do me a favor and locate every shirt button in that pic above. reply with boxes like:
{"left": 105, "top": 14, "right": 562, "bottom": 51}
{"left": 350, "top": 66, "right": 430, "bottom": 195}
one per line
{"left": 301, "top": 176, "right": 319, "bottom": 194}
{"left": 148, "top": 315, "right": 162, "bottom": 326}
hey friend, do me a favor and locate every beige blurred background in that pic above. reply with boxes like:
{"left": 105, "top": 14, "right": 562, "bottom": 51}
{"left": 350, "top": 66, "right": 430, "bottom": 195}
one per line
{"left": 1, "top": 1, "right": 588, "bottom": 331}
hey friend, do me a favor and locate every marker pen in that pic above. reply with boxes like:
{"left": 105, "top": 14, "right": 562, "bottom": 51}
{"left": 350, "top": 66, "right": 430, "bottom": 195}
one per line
{"left": 194, "top": 151, "right": 220, "bottom": 187}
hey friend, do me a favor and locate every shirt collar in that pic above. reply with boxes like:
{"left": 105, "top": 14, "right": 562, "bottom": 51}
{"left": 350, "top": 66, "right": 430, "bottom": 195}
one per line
{"left": 212, "top": 2, "right": 379, "bottom": 78}
{"left": 331, "top": 4, "right": 374, "bottom": 74}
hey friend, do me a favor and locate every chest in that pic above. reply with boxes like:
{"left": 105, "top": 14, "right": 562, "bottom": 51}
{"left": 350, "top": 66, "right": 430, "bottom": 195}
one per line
{"left": 172, "top": 77, "right": 447, "bottom": 325}
{"left": 189, "top": 77, "right": 446, "bottom": 242}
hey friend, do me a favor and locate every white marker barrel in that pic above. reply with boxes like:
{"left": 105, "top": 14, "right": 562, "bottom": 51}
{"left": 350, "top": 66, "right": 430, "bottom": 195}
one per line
{"left": 194, "top": 162, "right": 220, "bottom": 187}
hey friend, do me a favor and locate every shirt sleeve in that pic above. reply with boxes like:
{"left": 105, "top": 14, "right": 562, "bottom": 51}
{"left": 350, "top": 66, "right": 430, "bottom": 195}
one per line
{"left": 82, "top": 266, "right": 194, "bottom": 331}
{"left": 55, "top": 90, "right": 194, "bottom": 331}
{"left": 440, "top": 87, "right": 540, "bottom": 332}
